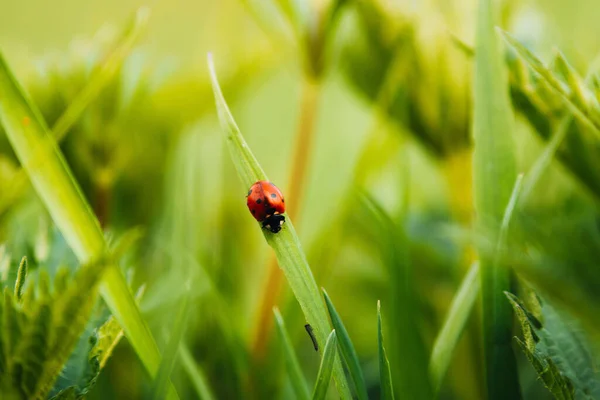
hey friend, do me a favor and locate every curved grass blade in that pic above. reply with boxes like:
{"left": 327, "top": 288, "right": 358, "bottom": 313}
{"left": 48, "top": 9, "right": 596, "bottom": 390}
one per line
{"left": 52, "top": 6, "right": 151, "bottom": 142}
{"left": 179, "top": 343, "right": 216, "bottom": 400}
{"left": 207, "top": 53, "right": 351, "bottom": 400}
{"left": 519, "top": 117, "right": 571, "bottom": 203}
{"left": 151, "top": 281, "right": 193, "bottom": 400}
{"left": 273, "top": 307, "right": 310, "bottom": 400}
{"left": 322, "top": 288, "right": 368, "bottom": 400}
{"left": 429, "top": 261, "right": 480, "bottom": 395}
{"left": 311, "top": 330, "right": 337, "bottom": 400}
{"left": 378, "top": 301, "right": 394, "bottom": 400}
{"left": 0, "top": 52, "right": 178, "bottom": 399}
{"left": 473, "top": 0, "right": 522, "bottom": 397}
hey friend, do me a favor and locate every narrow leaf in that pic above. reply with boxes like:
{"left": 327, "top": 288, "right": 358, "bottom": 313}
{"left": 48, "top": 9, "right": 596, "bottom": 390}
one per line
{"left": 322, "top": 289, "right": 368, "bottom": 400}
{"left": 0, "top": 52, "right": 178, "bottom": 399}
{"left": 378, "top": 301, "right": 394, "bottom": 400}
{"left": 179, "top": 343, "right": 216, "bottom": 400}
{"left": 311, "top": 330, "right": 337, "bottom": 400}
{"left": 273, "top": 308, "right": 310, "bottom": 400}
{"left": 473, "top": 0, "right": 522, "bottom": 397}
{"left": 207, "top": 53, "right": 351, "bottom": 399}
{"left": 151, "top": 282, "right": 193, "bottom": 400}
{"left": 519, "top": 117, "right": 571, "bottom": 203}
{"left": 429, "top": 261, "right": 480, "bottom": 394}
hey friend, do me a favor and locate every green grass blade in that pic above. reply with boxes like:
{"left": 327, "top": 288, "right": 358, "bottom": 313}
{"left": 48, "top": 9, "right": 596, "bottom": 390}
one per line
{"left": 151, "top": 282, "right": 193, "bottom": 400}
{"left": 500, "top": 30, "right": 600, "bottom": 139}
{"left": 520, "top": 117, "right": 571, "bottom": 203}
{"left": 473, "top": 0, "right": 522, "bottom": 398}
{"left": 51, "top": 6, "right": 151, "bottom": 142}
{"left": 495, "top": 174, "right": 524, "bottom": 261}
{"left": 207, "top": 53, "right": 352, "bottom": 400}
{"left": 179, "top": 343, "right": 216, "bottom": 400}
{"left": 273, "top": 307, "right": 311, "bottom": 400}
{"left": 429, "top": 261, "right": 480, "bottom": 395}
{"left": 0, "top": 52, "right": 178, "bottom": 399}
{"left": 311, "top": 330, "right": 337, "bottom": 400}
{"left": 322, "top": 288, "right": 368, "bottom": 400}
{"left": 377, "top": 301, "right": 394, "bottom": 400}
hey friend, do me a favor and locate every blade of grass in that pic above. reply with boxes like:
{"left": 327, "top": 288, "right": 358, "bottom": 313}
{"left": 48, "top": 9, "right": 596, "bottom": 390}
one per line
{"left": 151, "top": 281, "right": 193, "bottom": 400}
{"left": 0, "top": 53, "right": 178, "bottom": 399}
{"left": 322, "top": 288, "right": 368, "bottom": 400}
{"left": 473, "top": 0, "right": 522, "bottom": 397}
{"left": 207, "top": 53, "right": 352, "bottom": 400}
{"left": 311, "top": 330, "right": 337, "bottom": 400}
{"left": 429, "top": 261, "right": 480, "bottom": 395}
{"left": 179, "top": 343, "right": 216, "bottom": 400}
{"left": 519, "top": 117, "right": 571, "bottom": 203}
{"left": 273, "top": 307, "right": 311, "bottom": 400}
{"left": 377, "top": 301, "right": 394, "bottom": 400}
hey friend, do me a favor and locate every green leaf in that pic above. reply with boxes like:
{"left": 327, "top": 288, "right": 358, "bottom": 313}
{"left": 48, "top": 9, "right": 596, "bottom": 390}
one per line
{"left": 311, "top": 330, "right": 337, "bottom": 400}
{"left": 429, "top": 261, "right": 480, "bottom": 395}
{"left": 501, "top": 30, "right": 600, "bottom": 139}
{"left": 358, "top": 192, "right": 431, "bottom": 399}
{"left": 322, "top": 289, "right": 368, "bottom": 400}
{"left": 14, "top": 256, "right": 27, "bottom": 303}
{"left": 178, "top": 343, "right": 216, "bottom": 400}
{"left": 519, "top": 117, "right": 572, "bottom": 203}
{"left": 505, "top": 292, "right": 600, "bottom": 399}
{"left": 273, "top": 308, "right": 310, "bottom": 400}
{"left": 377, "top": 301, "right": 394, "bottom": 400}
{"left": 0, "top": 50, "right": 178, "bottom": 399}
{"left": 18, "top": 302, "right": 51, "bottom": 397}
{"left": 207, "top": 53, "right": 351, "bottom": 400}
{"left": 472, "top": 0, "right": 521, "bottom": 397}
{"left": 151, "top": 282, "right": 193, "bottom": 400}
{"left": 51, "top": 6, "right": 151, "bottom": 142}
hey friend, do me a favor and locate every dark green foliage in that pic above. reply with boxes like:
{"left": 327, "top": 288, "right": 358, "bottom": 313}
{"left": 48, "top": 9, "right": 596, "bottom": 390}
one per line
{"left": 340, "top": 1, "right": 471, "bottom": 158}
{"left": 506, "top": 291, "right": 600, "bottom": 399}
{"left": 0, "top": 256, "right": 108, "bottom": 399}
{"left": 504, "top": 32, "right": 600, "bottom": 203}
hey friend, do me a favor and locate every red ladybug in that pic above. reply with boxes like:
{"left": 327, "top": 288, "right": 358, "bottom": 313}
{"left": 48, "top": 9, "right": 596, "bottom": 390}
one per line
{"left": 246, "top": 180, "right": 286, "bottom": 233}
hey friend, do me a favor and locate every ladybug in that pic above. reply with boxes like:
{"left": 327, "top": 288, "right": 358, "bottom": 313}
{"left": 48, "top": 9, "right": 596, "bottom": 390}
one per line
{"left": 246, "top": 180, "right": 286, "bottom": 233}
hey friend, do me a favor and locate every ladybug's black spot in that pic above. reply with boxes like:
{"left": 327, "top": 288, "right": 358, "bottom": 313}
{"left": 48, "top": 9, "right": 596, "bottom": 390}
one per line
{"left": 251, "top": 209, "right": 255, "bottom": 215}
{"left": 256, "top": 198, "right": 262, "bottom": 204}
{"left": 282, "top": 198, "right": 285, "bottom": 203}
{"left": 270, "top": 193, "right": 277, "bottom": 199}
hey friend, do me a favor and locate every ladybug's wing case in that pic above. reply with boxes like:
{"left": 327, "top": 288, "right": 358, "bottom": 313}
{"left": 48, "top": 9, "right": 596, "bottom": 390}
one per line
{"left": 261, "top": 183, "right": 286, "bottom": 215}
{"left": 247, "top": 183, "right": 268, "bottom": 221}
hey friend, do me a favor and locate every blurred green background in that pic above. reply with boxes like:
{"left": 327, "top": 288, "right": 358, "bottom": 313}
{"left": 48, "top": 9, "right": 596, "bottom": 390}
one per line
{"left": 1, "top": 0, "right": 600, "bottom": 399}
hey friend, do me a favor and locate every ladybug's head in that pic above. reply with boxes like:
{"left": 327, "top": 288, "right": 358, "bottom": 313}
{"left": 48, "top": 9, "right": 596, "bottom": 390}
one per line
{"left": 262, "top": 214, "right": 285, "bottom": 233}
